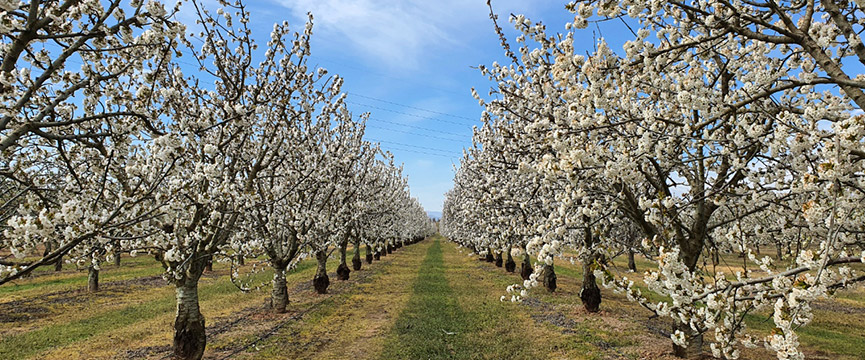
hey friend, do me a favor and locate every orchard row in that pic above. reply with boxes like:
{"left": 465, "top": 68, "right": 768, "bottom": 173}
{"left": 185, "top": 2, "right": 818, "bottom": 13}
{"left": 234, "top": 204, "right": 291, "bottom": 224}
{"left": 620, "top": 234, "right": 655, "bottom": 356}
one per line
{"left": 0, "top": 1, "right": 435, "bottom": 359}
{"left": 443, "top": 2, "right": 865, "bottom": 360}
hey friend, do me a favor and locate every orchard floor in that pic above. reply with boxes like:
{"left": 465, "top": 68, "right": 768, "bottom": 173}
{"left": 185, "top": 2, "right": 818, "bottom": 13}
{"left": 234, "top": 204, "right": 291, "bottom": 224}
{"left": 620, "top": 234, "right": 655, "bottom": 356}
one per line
{"left": 1, "top": 236, "right": 863, "bottom": 359}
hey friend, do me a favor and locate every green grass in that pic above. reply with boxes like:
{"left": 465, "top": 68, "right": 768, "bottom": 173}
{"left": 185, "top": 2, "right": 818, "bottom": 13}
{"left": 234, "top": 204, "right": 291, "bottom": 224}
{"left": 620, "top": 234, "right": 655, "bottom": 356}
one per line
{"left": 381, "top": 237, "right": 469, "bottom": 359}
{"left": 0, "top": 249, "right": 348, "bottom": 359}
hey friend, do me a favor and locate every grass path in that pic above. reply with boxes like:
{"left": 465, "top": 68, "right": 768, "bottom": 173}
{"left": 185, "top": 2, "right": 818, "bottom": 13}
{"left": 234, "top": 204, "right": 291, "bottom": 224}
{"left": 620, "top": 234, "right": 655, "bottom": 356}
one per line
{"left": 380, "top": 237, "right": 469, "bottom": 359}
{"left": 2, "top": 236, "right": 863, "bottom": 359}
{"left": 242, "top": 240, "right": 431, "bottom": 360}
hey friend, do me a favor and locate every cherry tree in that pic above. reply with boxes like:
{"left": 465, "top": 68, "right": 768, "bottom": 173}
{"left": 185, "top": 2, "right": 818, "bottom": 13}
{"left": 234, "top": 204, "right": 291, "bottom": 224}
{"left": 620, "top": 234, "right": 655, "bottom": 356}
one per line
{"left": 472, "top": 1, "right": 865, "bottom": 359}
{"left": 0, "top": 0, "right": 185, "bottom": 287}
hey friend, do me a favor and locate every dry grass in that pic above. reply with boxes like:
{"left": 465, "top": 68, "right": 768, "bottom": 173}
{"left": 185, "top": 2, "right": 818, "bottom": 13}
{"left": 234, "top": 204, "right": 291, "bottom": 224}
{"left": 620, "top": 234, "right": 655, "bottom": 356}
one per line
{"left": 1, "top": 238, "right": 862, "bottom": 360}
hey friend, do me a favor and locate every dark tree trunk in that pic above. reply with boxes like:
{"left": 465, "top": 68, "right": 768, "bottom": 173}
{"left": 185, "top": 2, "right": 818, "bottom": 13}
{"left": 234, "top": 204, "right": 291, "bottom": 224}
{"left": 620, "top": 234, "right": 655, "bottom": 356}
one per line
{"left": 204, "top": 255, "right": 213, "bottom": 272}
{"left": 270, "top": 264, "right": 289, "bottom": 313}
{"left": 520, "top": 253, "right": 533, "bottom": 281}
{"left": 494, "top": 251, "right": 503, "bottom": 267}
{"left": 88, "top": 264, "right": 99, "bottom": 292}
{"left": 541, "top": 264, "right": 557, "bottom": 292}
{"left": 54, "top": 253, "right": 63, "bottom": 271}
{"left": 776, "top": 242, "right": 784, "bottom": 261}
{"left": 504, "top": 245, "right": 516, "bottom": 273}
{"left": 336, "top": 240, "right": 350, "bottom": 281}
{"left": 236, "top": 254, "right": 244, "bottom": 266}
{"left": 313, "top": 250, "right": 330, "bottom": 294}
{"left": 374, "top": 250, "right": 381, "bottom": 260}
{"left": 579, "top": 225, "right": 601, "bottom": 312}
{"left": 173, "top": 282, "right": 206, "bottom": 360}
{"left": 352, "top": 240, "right": 362, "bottom": 271}
{"left": 672, "top": 321, "right": 703, "bottom": 359}
{"left": 365, "top": 244, "right": 373, "bottom": 264}
{"left": 485, "top": 248, "right": 494, "bottom": 262}
{"left": 387, "top": 244, "right": 393, "bottom": 254}
{"left": 114, "top": 251, "right": 122, "bottom": 266}
{"left": 628, "top": 249, "right": 637, "bottom": 272}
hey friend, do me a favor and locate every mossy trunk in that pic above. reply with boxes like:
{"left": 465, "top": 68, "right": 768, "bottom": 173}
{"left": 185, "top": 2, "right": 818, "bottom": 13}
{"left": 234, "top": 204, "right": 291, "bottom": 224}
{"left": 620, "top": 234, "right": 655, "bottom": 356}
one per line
{"left": 88, "top": 264, "right": 99, "bottom": 292}
{"left": 352, "top": 239, "right": 362, "bottom": 271}
{"left": 504, "top": 245, "right": 516, "bottom": 273}
{"left": 365, "top": 244, "right": 374, "bottom": 264}
{"left": 270, "top": 264, "right": 289, "bottom": 313}
{"left": 541, "top": 264, "right": 557, "bottom": 292}
{"left": 313, "top": 250, "right": 329, "bottom": 294}
{"left": 494, "top": 251, "right": 503, "bottom": 267}
{"left": 520, "top": 253, "right": 533, "bottom": 281}
{"left": 672, "top": 321, "right": 703, "bottom": 359}
{"left": 336, "top": 240, "right": 350, "bottom": 281}
{"left": 173, "top": 282, "right": 206, "bottom": 360}
{"left": 628, "top": 249, "right": 637, "bottom": 272}
{"left": 580, "top": 261, "right": 600, "bottom": 312}
{"left": 577, "top": 225, "right": 600, "bottom": 311}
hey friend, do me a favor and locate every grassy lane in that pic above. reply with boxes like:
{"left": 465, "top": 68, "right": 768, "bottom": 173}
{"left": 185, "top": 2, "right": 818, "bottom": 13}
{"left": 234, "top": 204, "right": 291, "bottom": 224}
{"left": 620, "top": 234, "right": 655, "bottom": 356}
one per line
{"left": 243, "top": 240, "right": 432, "bottom": 360}
{"left": 380, "top": 236, "right": 470, "bottom": 359}
{"left": 439, "top": 240, "right": 628, "bottom": 360}
{"left": 0, "top": 249, "right": 364, "bottom": 359}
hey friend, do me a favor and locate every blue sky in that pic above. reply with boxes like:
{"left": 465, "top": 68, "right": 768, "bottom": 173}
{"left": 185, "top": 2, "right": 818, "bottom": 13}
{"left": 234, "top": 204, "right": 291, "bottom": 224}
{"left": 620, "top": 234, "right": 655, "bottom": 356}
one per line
{"left": 218, "top": 0, "right": 630, "bottom": 212}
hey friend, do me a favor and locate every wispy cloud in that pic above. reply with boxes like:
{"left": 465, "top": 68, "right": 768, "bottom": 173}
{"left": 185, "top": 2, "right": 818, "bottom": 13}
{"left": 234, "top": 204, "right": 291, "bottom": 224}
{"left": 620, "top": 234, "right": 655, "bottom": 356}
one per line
{"left": 269, "top": 0, "right": 530, "bottom": 70}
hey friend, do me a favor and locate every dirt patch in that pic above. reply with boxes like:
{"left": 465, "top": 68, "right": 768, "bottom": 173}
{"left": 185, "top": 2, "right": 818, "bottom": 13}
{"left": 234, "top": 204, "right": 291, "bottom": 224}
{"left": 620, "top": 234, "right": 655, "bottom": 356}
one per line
{"left": 812, "top": 300, "right": 865, "bottom": 314}
{"left": 0, "top": 301, "right": 50, "bottom": 322}
{"left": 116, "top": 345, "right": 172, "bottom": 360}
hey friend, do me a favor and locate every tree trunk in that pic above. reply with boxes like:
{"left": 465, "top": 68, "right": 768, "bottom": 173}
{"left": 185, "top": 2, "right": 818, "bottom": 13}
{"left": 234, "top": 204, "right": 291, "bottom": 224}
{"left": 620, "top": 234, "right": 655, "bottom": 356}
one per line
{"left": 237, "top": 254, "right": 244, "bottom": 266}
{"left": 672, "top": 321, "right": 703, "bottom": 359}
{"left": 173, "top": 282, "right": 206, "bottom": 360}
{"left": 88, "top": 264, "right": 99, "bottom": 292}
{"left": 541, "top": 264, "right": 557, "bottom": 292}
{"left": 204, "top": 255, "right": 213, "bottom": 272}
{"left": 386, "top": 244, "right": 393, "bottom": 254}
{"left": 54, "top": 253, "right": 63, "bottom": 271}
{"left": 776, "top": 242, "right": 784, "bottom": 261}
{"left": 628, "top": 249, "right": 637, "bottom": 272}
{"left": 336, "top": 240, "right": 350, "bottom": 281}
{"left": 504, "top": 245, "right": 516, "bottom": 273}
{"left": 520, "top": 253, "right": 533, "bottom": 281}
{"left": 313, "top": 250, "right": 329, "bottom": 294}
{"left": 270, "top": 264, "right": 289, "bottom": 313}
{"left": 374, "top": 250, "right": 381, "bottom": 260}
{"left": 365, "top": 244, "right": 373, "bottom": 264}
{"left": 485, "top": 248, "right": 494, "bottom": 262}
{"left": 580, "top": 261, "right": 600, "bottom": 312}
{"left": 494, "top": 251, "right": 503, "bottom": 267}
{"left": 352, "top": 240, "right": 362, "bottom": 271}
{"left": 114, "top": 250, "right": 122, "bottom": 266}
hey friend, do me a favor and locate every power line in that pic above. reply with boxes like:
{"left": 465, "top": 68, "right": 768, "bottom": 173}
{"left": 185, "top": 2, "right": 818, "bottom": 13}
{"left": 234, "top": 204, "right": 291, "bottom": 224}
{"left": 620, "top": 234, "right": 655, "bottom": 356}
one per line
{"left": 347, "top": 92, "right": 476, "bottom": 121}
{"left": 347, "top": 101, "right": 476, "bottom": 127}
{"left": 381, "top": 145, "right": 458, "bottom": 159}
{"left": 367, "top": 138, "right": 459, "bottom": 155}
{"left": 367, "top": 117, "right": 468, "bottom": 137}
{"left": 366, "top": 124, "right": 465, "bottom": 143}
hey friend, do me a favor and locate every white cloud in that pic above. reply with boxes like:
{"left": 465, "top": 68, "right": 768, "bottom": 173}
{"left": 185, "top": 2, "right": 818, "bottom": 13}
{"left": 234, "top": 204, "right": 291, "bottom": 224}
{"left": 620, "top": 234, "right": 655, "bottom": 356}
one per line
{"left": 269, "top": 0, "right": 532, "bottom": 70}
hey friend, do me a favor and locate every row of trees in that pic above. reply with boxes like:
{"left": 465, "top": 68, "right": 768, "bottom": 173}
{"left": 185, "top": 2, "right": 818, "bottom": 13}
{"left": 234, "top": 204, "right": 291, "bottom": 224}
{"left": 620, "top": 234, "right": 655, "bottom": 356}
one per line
{"left": 0, "top": 1, "right": 434, "bottom": 359}
{"left": 444, "top": 1, "right": 865, "bottom": 359}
